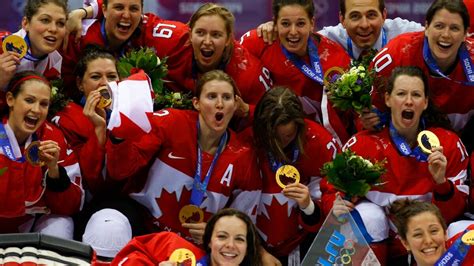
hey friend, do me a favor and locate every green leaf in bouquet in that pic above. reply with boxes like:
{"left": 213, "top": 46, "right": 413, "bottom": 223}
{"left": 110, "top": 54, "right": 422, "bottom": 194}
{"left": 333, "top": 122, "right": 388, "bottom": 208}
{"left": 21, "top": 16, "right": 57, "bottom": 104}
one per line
{"left": 360, "top": 94, "right": 371, "bottom": 107}
{"left": 148, "top": 55, "right": 158, "bottom": 70}
{"left": 118, "top": 62, "right": 133, "bottom": 78}
{"left": 352, "top": 101, "right": 363, "bottom": 111}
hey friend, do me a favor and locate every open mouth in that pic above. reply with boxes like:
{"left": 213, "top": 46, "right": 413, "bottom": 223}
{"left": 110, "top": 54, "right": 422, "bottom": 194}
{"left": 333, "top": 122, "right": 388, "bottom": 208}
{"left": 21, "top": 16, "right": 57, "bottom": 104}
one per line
{"left": 437, "top": 41, "right": 452, "bottom": 50}
{"left": 25, "top": 116, "right": 39, "bottom": 128}
{"left": 220, "top": 252, "right": 238, "bottom": 259}
{"left": 200, "top": 49, "right": 214, "bottom": 58}
{"left": 215, "top": 112, "right": 224, "bottom": 121}
{"left": 421, "top": 247, "right": 438, "bottom": 255}
{"left": 43, "top": 36, "right": 57, "bottom": 46}
{"left": 286, "top": 37, "right": 300, "bottom": 46}
{"left": 117, "top": 22, "right": 132, "bottom": 32}
{"left": 401, "top": 110, "right": 414, "bottom": 120}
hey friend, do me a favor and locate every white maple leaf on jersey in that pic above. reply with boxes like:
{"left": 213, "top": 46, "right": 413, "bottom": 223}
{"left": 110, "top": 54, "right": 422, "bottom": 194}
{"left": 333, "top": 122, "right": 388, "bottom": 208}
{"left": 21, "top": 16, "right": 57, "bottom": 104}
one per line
{"left": 259, "top": 193, "right": 297, "bottom": 220}
{"left": 130, "top": 159, "right": 193, "bottom": 218}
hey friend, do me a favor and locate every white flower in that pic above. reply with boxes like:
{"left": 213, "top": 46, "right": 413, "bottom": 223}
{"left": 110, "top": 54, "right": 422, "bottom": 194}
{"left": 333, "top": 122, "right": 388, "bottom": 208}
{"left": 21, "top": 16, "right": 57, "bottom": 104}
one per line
{"left": 358, "top": 65, "right": 365, "bottom": 71}
{"left": 364, "top": 159, "right": 373, "bottom": 167}
{"left": 51, "top": 86, "right": 58, "bottom": 98}
{"left": 172, "top": 92, "right": 181, "bottom": 100}
{"left": 156, "top": 56, "right": 161, "bottom": 66}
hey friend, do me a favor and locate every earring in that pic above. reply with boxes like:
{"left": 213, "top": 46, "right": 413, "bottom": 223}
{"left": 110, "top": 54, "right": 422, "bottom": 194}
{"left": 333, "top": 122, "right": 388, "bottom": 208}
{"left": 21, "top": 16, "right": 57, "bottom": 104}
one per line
{"left": 407, "top": 251, "right": 412, "bottom": 265}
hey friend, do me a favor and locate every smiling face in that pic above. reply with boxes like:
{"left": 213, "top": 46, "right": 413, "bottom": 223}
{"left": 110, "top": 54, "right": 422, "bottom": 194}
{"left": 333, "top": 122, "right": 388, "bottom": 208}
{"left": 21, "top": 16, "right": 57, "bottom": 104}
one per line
{"left": 193, "top": 79, "right": 236, "bottom": 135}
{"left": 190, "top": 15, "right": 231, "bottom": 73}
{"left": 21, "top": 2, "right": 66, "bottom": 57}
{"left": 276, "top": 4, "right": 314, "bottom": 57}
{"left": 209, "top": 215, "right": 247, "bottom": 266}
{"left": 77, "top": 58, "right": 118, "bottom": 97}
{"left": 385, "top": 74, "right": 428, "bottom": 140}
{"left": 401, "top": 211, "right": 447, "bottom": 266}
{"left": 102, "top": 0, "right": 142, "bottom": 49}
{"left": 6, "top": 80, "right": 50, "bottom": 144}
{"left": 340, "top": 0, "right": 386, "bottom": 50}
{"left": 425, "top": 8, "right": 466, "bottom": 71}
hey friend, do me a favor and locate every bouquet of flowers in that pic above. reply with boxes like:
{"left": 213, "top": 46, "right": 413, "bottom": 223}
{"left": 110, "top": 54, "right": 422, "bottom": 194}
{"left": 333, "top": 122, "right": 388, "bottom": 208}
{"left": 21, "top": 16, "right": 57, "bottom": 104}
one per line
{"left": 117, "top": 47, "right": 193, "bottom": 110}
{"left": 321, "top": 149, "right": 386, "bottom": 198}
{"left": 325, "top": 49, "right": 377, "bottom": 114}
{"left": 48, "top": 79, "right": 71, "bottom": 118}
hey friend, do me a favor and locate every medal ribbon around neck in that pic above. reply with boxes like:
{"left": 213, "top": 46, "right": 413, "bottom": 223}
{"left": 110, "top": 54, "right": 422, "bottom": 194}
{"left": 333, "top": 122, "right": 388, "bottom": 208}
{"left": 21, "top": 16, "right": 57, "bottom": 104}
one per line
{"left": 0, "top": 123, "right": 37, "bottom": 162}
{"left": 423, "top": 37, "right": 474, "bottom": 86}
{"left": 190, "top": 120, "right": 228, "bottom": 206}
{"left": 435, "top": 229, "right": 473, "bottom": 265}
{"left": 23, "top": 35, "right": 47, "bottom": 62}
{"left": 281, "top": 36, "right": 324, "bottom": 85}
{"left": 267, "top": 143, "right": 300, "bottom": 173}
{"left": 347, "top": 28, "right": 387, "bottom": 59}
{"left": 389, "top": 120, "right": 428, "bottom": 162}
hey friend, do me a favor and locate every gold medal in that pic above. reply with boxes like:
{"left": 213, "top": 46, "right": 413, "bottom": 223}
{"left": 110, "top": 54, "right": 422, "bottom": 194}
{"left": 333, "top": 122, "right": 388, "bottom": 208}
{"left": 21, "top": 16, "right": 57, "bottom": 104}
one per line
{"left": 2, "top": 35, "right": 27, "bottom": 59}
{"left": 275, "top": 165, "right": 300, "bottom": 189}
{"left": 96, "top": 87, "right": 112, "bottom": 109}
{"left": 462, "top": 230, "right": 474, "bottom": 245}
{"left": 169, "top": 248, "right": 196, "bottom": 266}
{"left": 25, "top": 141, "right": 44, "bottom": 166}
{"left": 323, "top": 66, "right": 345, "bottom": 87}
{"left": 179, "top": 204, "right": 204, "bottom": 224}
{"left": 417, "top": 130, "right": 440, "bottom": 154}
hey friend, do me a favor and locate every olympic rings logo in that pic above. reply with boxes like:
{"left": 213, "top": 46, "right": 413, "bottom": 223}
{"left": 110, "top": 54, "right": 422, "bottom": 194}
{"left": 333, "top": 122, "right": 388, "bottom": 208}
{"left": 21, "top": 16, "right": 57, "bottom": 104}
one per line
{"left": 334, "top": 240, "right": 356, "bottom": 265}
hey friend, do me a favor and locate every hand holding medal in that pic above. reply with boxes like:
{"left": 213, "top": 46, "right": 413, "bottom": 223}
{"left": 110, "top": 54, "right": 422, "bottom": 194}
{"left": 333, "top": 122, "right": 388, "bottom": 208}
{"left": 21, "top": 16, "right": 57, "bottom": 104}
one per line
{"left": 2, "top": 35, "right": 27, "bottom": 59}
{"left": 418, "top": 130, "right": 447, "bottom": 184}
{"left": 0, "top": 35, "right": 27, "bottom": 88}
{"left": 25, "top": 140, "right": 60, "bottom": 169}
{"left": 25, "top": 141, "right": 44, "bottom": 166}
{"left": 277, "top": 165, "right": 312, "bottom": 209}
{"left": 96, "top": 86, "right": 112, "bottom": 109}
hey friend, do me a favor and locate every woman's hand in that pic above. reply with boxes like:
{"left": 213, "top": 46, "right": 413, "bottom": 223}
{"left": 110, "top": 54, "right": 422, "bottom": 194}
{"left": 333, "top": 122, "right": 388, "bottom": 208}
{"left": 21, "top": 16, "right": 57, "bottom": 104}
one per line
{"left": 282, "top": 183, "right": 311, "bottom": 209}
{"left": 332, "top": 195, "right": 356, "bottom": 218}
{"left": 182, "top": 222, "right": 206, "bottom": 245}
{"left": 63, "top": 6, "right": 93, "bottom": 49}
{"left": 256, "top": 21, "right": 277, "bottom": 44}
{"left": 234, "top": 95, "right": 250, "bottom": 118}
{"left": 428, "top": 146, "right": 447, "bottom": 184}
{"left": 0, "top": 52, "right": 20, "bottom": 88}
{"left": 260, "top": 247, "right": 282, "bottom": 266}
{"left": 39, "top": 140, "right": 61, "bottom": 177}
{"left": 83, "top": 87, "right": 107, "bottom": 145}
{"left": 360, "top": 107, "right": 380, "bottom": 131}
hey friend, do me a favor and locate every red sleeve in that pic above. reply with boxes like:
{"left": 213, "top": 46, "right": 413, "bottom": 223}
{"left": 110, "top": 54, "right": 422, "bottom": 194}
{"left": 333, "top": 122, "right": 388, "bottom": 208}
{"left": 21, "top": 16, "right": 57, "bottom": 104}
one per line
{"left": 321, "top": 132, "right": 381, "bottom": 215}
{"left": 106, "top": 110, "right": 170, "bottom": 180}
{"left": 112, "top": 232, "right": 206, "bottom": 266}
{"left": 42, "top": 123, "right": 84, "bottom": 215}
{"left": 239, "top": 29, "right": 268, "bottom": 59}
{"left": 300, "top": 122, "right": 341, "bottom": 227}
{"left": 432, "top": 130, "right": 469, "bottom": 223}
{"left": 52, "top": 105, "right": 106, "bottom": 194}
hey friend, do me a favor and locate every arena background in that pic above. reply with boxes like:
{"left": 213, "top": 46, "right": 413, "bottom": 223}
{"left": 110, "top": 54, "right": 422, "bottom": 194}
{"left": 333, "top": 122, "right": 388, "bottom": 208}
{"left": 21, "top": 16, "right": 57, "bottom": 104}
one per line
{"left": 1, "top": 0, "right": 431, "bottom": 37}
